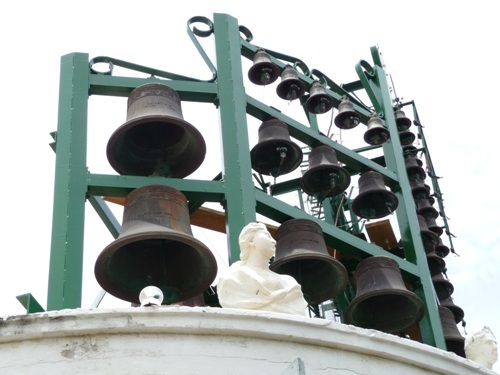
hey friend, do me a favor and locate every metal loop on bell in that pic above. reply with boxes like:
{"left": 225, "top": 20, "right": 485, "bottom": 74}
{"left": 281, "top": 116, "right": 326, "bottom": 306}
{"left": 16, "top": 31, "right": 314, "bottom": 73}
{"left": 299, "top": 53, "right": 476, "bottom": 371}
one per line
{"left": 276, "top": 65, "right": 306, "bottom": 101}
{"left": 344, "top": 256, "right": 424, "bottom": 334}
{"left": 334, "top": 96, "right": 360, "bottom": 129}
{"left": 300, "top": 145, "right": 351, "bottom": 200}
{"left": 270, "top": 218, "right": 348, "bottom": 305}
{"left": 364, "top": 113, "right": 390, "bottom": 145}
{"left": 250, "top": 118, "right": 303, "bottom": 177}
{"left": 352, "top": 170, "right": 398, "bottom": 219}
{"left": 248, "top": 49, "right": 280, "bottom": 85}
{"left": 106, "top": 83, "right": 206, "bottom": 178}
{"left": 94, "top": 185, "right": 218, "bottom": 305}
{"left": 394, "top": 108, "right": 412, "bottom": 132}
{"left": 305, "top": 81, "right": 334, "bottom": 114}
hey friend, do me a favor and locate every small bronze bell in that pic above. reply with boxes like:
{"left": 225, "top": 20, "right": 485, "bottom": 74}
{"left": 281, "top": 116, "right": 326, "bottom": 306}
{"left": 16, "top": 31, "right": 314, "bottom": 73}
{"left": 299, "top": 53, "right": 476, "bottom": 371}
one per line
{"left": 435, "top": 237, "right": 450, "bottom": 258}
{"left": 334, "top": 96, "right": 360, "bottom": 129}
{"left": 107, "top": 83, "right": 206, "bottom": 178}
{"left": 432, "top": 273, "right": 454, "bottom": 301}
{"left": 248, "top": 49, "right": 280, "bottom": 85}
{"left": 344, "top": 256, "right": 424, "bottom": 334}
{"left": 300, "top": 145, "right": 351, "bottom": 199}
{"left": 416, "top": 196, "right": 439, "bottom": 219}
{"left": 425, "top": 216, "right": 444, "bottom": 236}
{"left": 270, "top": 218, "right": 348, "bottom": 305}
{"left": 399, "top": 129, "right": 416, "bottom": 146}
{"left": 394, "top": 108, "right": 412, "bottom": 131}
{"left": 417, "top": 215, "right": 439, "bottom": 254}
{"left": 427, "top": 251, "right": 446, "bottom": 276}
{"left": 94, "top": 185, "right": 218, "bottom": 305}
{"left": 250, "top": 119, "right": 303, "bottom": 177}
{"left": 439, "top": 306, "right": 465, "bottom": 357}
{"left": 364, "top": 114, "right": 390, "bottom": 145}
{"left": 352, "top": 171, "right": 399, "bottom": 219}
{"left": 440, "top": 296, "right": 465, "bottom": 324}
{"left": 305, "top": 81, "right": 334, "bottom": 114}
{"left": 405, "top": 156, "right": 427, "bottom": 181}
{"left": 276, "top": 65, "right": 306, "bottom": 101}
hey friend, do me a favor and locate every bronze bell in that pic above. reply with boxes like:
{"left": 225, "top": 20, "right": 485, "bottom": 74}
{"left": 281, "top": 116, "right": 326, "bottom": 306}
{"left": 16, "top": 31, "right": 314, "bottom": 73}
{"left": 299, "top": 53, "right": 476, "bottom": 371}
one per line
{"left": 403, "top": 144, "right": 418, "bottom": 159}
{"left": 435, "top": 237, "right": 450, "bottom": 258}
{"left": 439, "top": 306, "right": 466, "bottom": 357}
{"left": 405, "top": 156, "right": 427, "bottom": 181}
{"left": 270, "top": 218, "right": 348, "bottom": 305}
{"left": 352, "top": 171, "right": 399, "bottom": 219}
{"left": 276, "top": 65, "right": 306, "bottom": 101}
{"left": 432, "top": 273, "right": 454, "bottom": 301}
{"left": 344, "top": 256, "right": 424, "bottom": 334}
{"left": 410, "top": 179, "right": 431, "bottom": 200}
{"left": 107, "top": 83, "right": 206, "bottom": 178}
{"left": 248, "top": 49, "right": 280, "bottom": 85}
{"left": 425, "top": 215, "right": 444, "bottom": 236}
{"left": 250, "top": 119, "right": 303, "bottom": 177}
{"left": 416, "top": 196, "right": 439, "bottom": 219}
{"left": 334, "top": 96, "right": 360, "bottom": 129}
{"left": 427, "top": 251, "right": 446, "bottom": 276}
{"left": 364, "top": 113, "right": 390, "bottom": 145}
{"left": 440, "top": 296, "right": 465, "bottom": 323}
{"left": 399, "top": 129, "right": 416, "bottom": 146}
{"left": 417, "top": 214, "right": 439, "bottom": 254}
{"left": 94, "top": 185, "right": 218, "bottom": 305}
{"left": 300, "top": 145, "right": 351, "bottom": 199}
{"left": 305, "top": 81, "right": 334, "bottom": 114}
{"left": 394, "top": 108, "right": 412, "bottom": 131}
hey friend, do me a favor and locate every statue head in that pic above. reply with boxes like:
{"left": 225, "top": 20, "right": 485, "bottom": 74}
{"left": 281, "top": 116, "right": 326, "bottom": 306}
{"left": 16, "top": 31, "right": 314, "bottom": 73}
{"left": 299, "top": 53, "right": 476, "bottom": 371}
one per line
{"left": 239, "top": 222, "right": 275, "bottom": 262}
{"left": 465, "top": 325, "right": 498, "bottom": 369}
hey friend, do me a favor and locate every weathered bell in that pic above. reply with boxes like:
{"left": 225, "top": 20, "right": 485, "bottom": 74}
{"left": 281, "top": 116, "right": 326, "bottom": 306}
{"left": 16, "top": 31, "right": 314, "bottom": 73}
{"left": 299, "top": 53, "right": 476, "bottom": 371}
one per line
{"left": 418, "top": 214, "right": 439, "bottom": 254}
{"left": 427, "top": 251, "right": 446, "bottom": 276}
{"left": 399, "top": 129, "right": 416, "bottom": 146}
{"left": 248, "top": 49, "right": 280, "bottom": 85}
{"left": 394, "top": 108, "right": 412, "bottom": 131}
{"left": 405, "top": 156, "right": 427, "bottom": 181}
{"left": 334, "top": 96, "right": 360, "bottom": 129}
{"left": 425, "top": 216, "right": 444, "bottom": 236}
{"left": 94, "top": 185, "right": 218, "bottom": 305}
{"left": 440, "top": 296, "right": 465, "bottom": 324}
{"left": 439, "top": 306, "right": 466, "bottom": 357}
{"left": 107, "top": 83, "right": 206, "bottom": 178}
{"left": 300, "top": 145, "right": 351, "bottom": 199}
{"left": 276, "top": 65, "right": 306, "bottom": 101}
{"left": 364, "top": 113, "right": 390, "bottom": 145}
{"left": 305, "top": 81, "right": 334, "bottom": 114}
{"left": 344, "top": 256, "right": 424, "bottom": 334}
{"left": 410, "top": 179, "right": 431, "bottom": 199}
{"left": 432, "top": 273, "right": 454, "bottom": 301}
{"left": 435, "top": 237, "right": 450, "bottom": 258}
{"left": 250, "top": 119, "right": 303, "bottom": 177}
{"left": 352, "top": 171, "right": 399, "bottom": 219}
{"left": 416, "top": 196, "right": 439, "bottom": 219}
{"left": 270, "top": 218, "right": 348, "bottom": 305}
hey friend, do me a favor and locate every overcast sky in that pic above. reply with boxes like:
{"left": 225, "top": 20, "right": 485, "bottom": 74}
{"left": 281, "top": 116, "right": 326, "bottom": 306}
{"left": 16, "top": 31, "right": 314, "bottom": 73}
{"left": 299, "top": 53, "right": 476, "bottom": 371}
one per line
{"left": 1, "top": 0, "right": 499, "bottom": 371}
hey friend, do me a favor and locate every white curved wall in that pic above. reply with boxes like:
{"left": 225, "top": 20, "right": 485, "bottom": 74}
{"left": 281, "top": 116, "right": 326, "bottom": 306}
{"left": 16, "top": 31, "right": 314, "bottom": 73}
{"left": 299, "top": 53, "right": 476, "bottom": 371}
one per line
{"left": 0, "top": 307, "right": 495, "bottom": 375}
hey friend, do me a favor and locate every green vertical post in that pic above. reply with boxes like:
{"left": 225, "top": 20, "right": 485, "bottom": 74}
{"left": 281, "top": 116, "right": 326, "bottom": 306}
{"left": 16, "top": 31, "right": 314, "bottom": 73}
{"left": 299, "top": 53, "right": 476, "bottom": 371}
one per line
{"left": 213, "top": 14, "right": 257, "bottom": 263}
{"left": 47, "top": 53, "right": 89, "bottom": 310}
{"left": 368, "top": 47, "right": 445, "bottom": 349}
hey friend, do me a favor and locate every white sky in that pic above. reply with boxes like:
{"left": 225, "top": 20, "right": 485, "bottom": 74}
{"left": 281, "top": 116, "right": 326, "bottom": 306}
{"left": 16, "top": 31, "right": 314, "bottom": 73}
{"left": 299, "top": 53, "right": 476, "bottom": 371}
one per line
{"left": 1, "top": 0, "right": 499, "bottom": 371}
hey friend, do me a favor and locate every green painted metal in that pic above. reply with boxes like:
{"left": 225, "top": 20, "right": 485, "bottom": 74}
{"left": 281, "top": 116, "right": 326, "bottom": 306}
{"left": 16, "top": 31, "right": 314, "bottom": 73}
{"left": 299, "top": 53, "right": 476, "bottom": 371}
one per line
{"left": 44, "top": 12, "right": 450, "bottom": 350}
{"left": 16, "top": 293, "right": 45, "bottom": 313}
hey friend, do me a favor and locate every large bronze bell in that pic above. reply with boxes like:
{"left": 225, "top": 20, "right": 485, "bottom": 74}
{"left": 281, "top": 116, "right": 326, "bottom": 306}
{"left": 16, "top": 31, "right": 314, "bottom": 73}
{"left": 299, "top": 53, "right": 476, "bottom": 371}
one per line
{"left": 352, "top": 171, "right": 399, "bottom": 219}
{"left": 270, "top": 218, "right": 348, "bottom": 305}
{"left": 94, "top": 185, "right": 218, "bottom": 305}
{"left": 334, "top": 96, "right": 360, "bottom": 129}
{"left": 300, "top": 145, "right": 351, "bottom": 199}
{"left": 250, "top": 119, "right": 303, "bottom": 177}
{"left": 364, "top": 113, "right": 390, "bottom": 145}
{"left": 276, "top": 65, "right": 306, "bottom": 101}
{"left": 305, "top": 81, "right": 334, "bottom": 114}
{"left": 344, "top": 256, "right": 424, "bottom": 334}
{"left": 248, "top": 49, "right": 280, "bottom": 85}
{"left": 432, "top": 273, "right": 454, "bottom": 301}
{"left": 107, "top": 83, "right": 206, "bottom": 178}
{"left": 394, "top": 108, "right": 412, "bottom": 131}
{"left": 439, "top": 306, "right": 466, "bottom": 357}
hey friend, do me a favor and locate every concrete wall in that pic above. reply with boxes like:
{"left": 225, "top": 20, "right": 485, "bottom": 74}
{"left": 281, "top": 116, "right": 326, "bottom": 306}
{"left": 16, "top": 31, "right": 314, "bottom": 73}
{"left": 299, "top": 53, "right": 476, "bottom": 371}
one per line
{"left": 0, "top": 307, "right": 495, "bottom": 375}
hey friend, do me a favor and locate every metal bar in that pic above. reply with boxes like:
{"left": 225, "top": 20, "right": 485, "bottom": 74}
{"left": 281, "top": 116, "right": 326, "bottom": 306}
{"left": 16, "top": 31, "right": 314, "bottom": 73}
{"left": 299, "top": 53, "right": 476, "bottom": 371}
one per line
{"left": 47, "top": 53, "right": 90, "bottom": 310}
{"left": 213, "top": 13, "right": 257, "bottom": 263}
{"left": 88, "top": 195, "right": 121, "bottom": 239}
{"left": 16, "top": 293, "right": 45, "bottom": 313}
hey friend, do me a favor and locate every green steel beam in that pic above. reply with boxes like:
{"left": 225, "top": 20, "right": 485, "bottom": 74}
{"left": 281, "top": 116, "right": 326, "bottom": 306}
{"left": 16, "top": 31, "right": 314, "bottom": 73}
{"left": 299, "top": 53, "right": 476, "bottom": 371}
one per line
{"left": 365, "top": 47, "right": 445, "bottom": 349}
{"left": 47, "top": 53, "right": 90, "bottom": 310}
{"left": 213, "top": 13, "right": 257, "bottom": 263}
{"left": 16, "top": 293, "right": 45, "bottom": 314}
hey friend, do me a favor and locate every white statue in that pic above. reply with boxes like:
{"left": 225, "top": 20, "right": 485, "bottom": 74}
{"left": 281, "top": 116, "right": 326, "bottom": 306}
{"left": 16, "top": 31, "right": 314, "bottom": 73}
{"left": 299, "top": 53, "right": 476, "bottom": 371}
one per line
{"left": 465, "top": 325, "right": 498, "bottom": 370}
{"left": 217, "top": 222, "right": 307, "bottom": 315}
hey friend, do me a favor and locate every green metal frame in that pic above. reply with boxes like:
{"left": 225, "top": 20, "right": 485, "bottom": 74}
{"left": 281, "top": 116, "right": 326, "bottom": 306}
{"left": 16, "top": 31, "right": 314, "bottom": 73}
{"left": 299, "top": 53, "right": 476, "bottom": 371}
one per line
{"left": 44, "top": 13, "right": 447, "bottom": 349}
